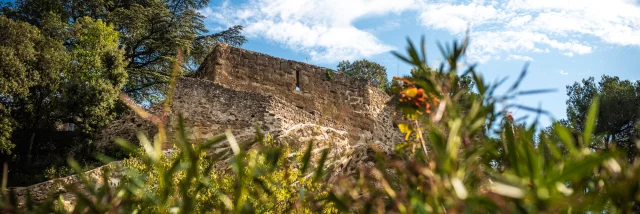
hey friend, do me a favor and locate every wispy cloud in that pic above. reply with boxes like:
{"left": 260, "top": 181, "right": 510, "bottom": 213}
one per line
{"left": 367, "top": 20, "right": 401, "bottom": 33}
{"left": 200, "top": 0, "right": 640, "bottom": 64}
{"left": 507, "top": 54, "right": 533, "bottom": 61}
{"left": 199, "top": 0, "right": 416, "bottom": 62}
{"left": 416, "top": 0, "right": 640, "bottom": 63}
{"left": 559, "top": 69, "right": 569, "bottom": 76}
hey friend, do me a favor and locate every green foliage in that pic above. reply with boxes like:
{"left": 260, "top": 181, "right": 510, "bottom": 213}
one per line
{"left": 324, "top": 69, "right": 334, "bottom": 81}
{"left": 566, "top": 75, "right": 640, "bottom": 161}
{"left": 0, "top": 109, "right": 13, "bottom": 154}
{"left": 369, "top": 36, "right": 640, "bottom": 213}
{"left": 63, "top": 17, "right": 127, "bottom": 134}
{"left": 1, "top": 0, "right": 247, "bottom": 104}
{"left": 0, "top": 15, "right": 40, "bottom": 97}
{"left": 107, "top": 0, "right": 246, "bottom": 103}
{"left": 0, "top": 15, "right": 40, "bottom": 153}
{"left": 337, "top": 59, "right": 389, "bottom": 90}
{"left": 117, "top": 131, "right": 332, "bottom": 213}
{"left": 0, "top": 15, "right": 68, "bottom": 154}
{"left": 0, "top": 15, "right": 126, "bottom": 186}
{"left": 0, "top": 0, "right": 247, "bottom": 184}
{"left": 2, "top": 37, "right": 640, "bottom": 213}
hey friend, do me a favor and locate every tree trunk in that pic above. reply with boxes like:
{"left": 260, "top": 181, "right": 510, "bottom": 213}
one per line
{"left": 27, "top": 132, "right": 35, "bottom": 164}
{"left": 27, "top": 90, "right": 44, "bottom": 164}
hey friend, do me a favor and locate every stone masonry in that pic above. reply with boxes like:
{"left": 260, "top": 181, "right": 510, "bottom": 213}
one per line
{"left": 98, "top": 43, "right": 402, "bottom": 149}
{"left": 10, "top": 44, "right": 403, "bottom": 208}
{"left": 192, "top": 43, "right": 401, "bottom": 144}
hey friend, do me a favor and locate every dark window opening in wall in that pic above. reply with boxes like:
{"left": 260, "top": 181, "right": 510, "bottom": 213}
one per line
{"left": 295, "top": 70, "right": 301, "bottom": 91}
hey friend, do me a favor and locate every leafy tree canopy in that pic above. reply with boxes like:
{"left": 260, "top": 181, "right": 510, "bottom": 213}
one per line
{"left": 337, "top": 59, "right": 389, "bottom": 90}
{"left": 1, "top": 0, "right": 247, "bottom": 103}
{"left": 0, "top": 0, "right": 246, "bottom": 185}
{"left": 0, "top": 15, "right": 126, "bottom": 155}
{"left": 566, "top": 75, "right": 640, "bottom": 161}
{"left": 0, "top": 15, "right": 68, "bottom": 154}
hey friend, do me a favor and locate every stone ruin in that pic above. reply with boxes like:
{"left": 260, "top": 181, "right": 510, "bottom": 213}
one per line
{"left": 9, "top": 43, "right": 404, "bottom": 207}
{"left": 97, "top": 43, "right": 403, "bottom": 155}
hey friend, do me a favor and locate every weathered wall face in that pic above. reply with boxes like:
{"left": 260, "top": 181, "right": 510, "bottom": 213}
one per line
{"left": 97, "top": 78, "right": 279, "bottom": 149}
{"left": 98, "top": 44, "right": 402, "bottom": 151}
{"left": 195, "top": 44, "right": 396, "bottom": 142}
{"left": 172, "top": 78, "right": 272, "bottom": 140}
{"left": 366, "top": 87, "right": 403, "bottom": 145}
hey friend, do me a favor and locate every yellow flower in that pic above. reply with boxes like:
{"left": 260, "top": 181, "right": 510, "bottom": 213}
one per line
{"left": 403, "top": 87, "right": 418, "bottom": 98}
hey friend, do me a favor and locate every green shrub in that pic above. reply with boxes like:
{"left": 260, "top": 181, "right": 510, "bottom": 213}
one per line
{"left": 324, "top": 69, "right": 334, "bottom": 81}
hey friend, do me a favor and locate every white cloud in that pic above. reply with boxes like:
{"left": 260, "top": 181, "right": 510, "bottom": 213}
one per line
{"left": 416, "top": 0, "right": 640, "bottom": 63}
{"left": 559, "top": 69, "right": 569, "bottom": 76}
{"left": 419, "top": 3, "right": 509, "bottom": 34}
{"left": 367, "top": 20, "right": 401, "bottom": 33}
{"left": 507, "top": 14, "right": 532, "bottom": 27}
{"left": 200, "top": 0, "right": 640, "bottom": 64}
{"left": 507, "top": 54, "right": 533, "bottom": 61}
{"left": 466, "top": 31, "right": 591, "bottom": 63}
{"left": 200, "top": 0, "right": 416, "bottom": 62}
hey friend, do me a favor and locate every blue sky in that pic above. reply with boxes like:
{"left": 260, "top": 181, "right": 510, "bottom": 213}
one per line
{"left": 199, "top": 0, "right": 640, "bottom": 128}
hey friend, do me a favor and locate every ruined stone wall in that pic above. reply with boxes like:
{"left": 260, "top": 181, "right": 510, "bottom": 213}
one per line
{"left": 171, "top": 78, "right": 272, "bottom": 140}
{"left": 366, "top": 87, "right": 402, "bottom": 145}
{"left": 98, "top": 78, "right": 278, "bottom": 148}
{"left": 98, "top": 44, "right": 402, "bottom": 150}
{"left": 22, "top": 45, "right": 405, "bottom": 208}
{"left": 195, "top": 44, "right": 391, "bottom": 142}
{"left": 8, "top": 161, "right": 123, "bottom": 210}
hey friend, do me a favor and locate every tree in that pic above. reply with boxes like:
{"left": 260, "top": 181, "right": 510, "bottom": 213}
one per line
{"left": 0, "top": 15, "right": 68, "bottom": 154}
{"left": 337, "top": 59, "right": 389, "bottom": 90}
{"left": 62, "top": 17, "right": 127, "bottom": 134}
{"left": 1, "top": 13, "right": 126, "bottom": 150}
{"left": 566, "top": 75, "right": 640, "bottom": 161}
{"left": 2, "top": 0, "right": 247, "bottom": 103}
{"left": 108, "top": 0, "right": 246, "bottom": 103}
{"left": 0, "top": 0, "right": 246, "bottom": 184}
{"left": 0, "top": 0, "right": 247, "bottom": 151}
{"left": 0, "top": 15, "right": 128, "bottom": 187}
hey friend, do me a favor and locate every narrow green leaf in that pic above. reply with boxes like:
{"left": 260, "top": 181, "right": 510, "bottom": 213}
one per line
{"left": 541, "top": 136, "right": 562, "bottom": 160}
{"left": 252, "top": 177, "right": 272, "bottom": 195}
{"left": 197, "top": 134, "right": 226, "bottom": 152}
{"left": 225, "top": 129, "right": 240, "bottom": 156}
{"left": 503, "top": 120, "right": 521, "bottom": 176}
{"left": 300, "top": 142, "right": 313, "bottom": 174}
{"left": 583, "top": 96, "right": 600, "bottom": 146}
{"left": 313, "top": 148, "right": 329, "bottom": 182}
{"left": 420, "top": 35, "right": 427, "bottom": 63}
{"left": 392, "top": 51, "right": 413, "bottom": 65}
{"left": 549, "top": 153, "right": 612, "bottom": 183}
{"left": 115, "top": 138, "right": 138, "bottom": 154}
{"left": 509, "top": 64, "right": 529, "bottom": 92}
{"left": 517, "top": 89, "right": 557, "bottom": 96}
{"left": 553, "top": 124, "right": 578, "bottom": 156}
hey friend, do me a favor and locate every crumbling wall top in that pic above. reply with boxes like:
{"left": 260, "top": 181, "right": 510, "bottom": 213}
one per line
{"left": 194, "top": 43, "right": 386, "bottom": 113}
